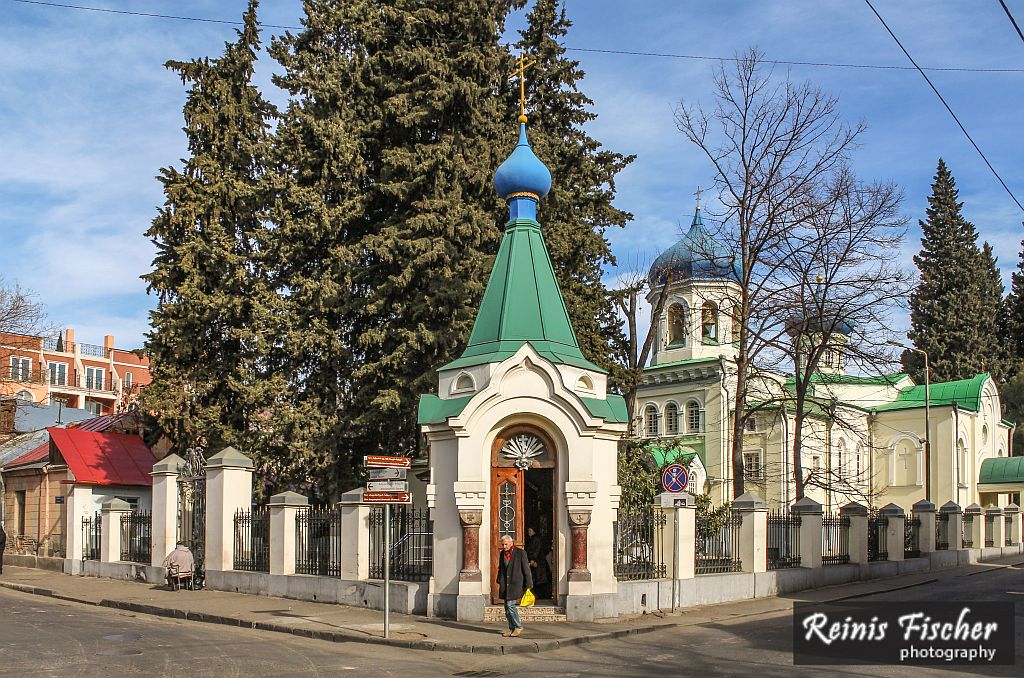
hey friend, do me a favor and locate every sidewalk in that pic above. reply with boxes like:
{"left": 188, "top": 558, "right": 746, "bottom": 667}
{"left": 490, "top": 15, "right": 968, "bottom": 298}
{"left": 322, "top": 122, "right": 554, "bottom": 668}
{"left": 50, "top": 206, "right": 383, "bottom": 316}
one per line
{"left": 1, "top": 556, "right": 1020, "bottom": 654}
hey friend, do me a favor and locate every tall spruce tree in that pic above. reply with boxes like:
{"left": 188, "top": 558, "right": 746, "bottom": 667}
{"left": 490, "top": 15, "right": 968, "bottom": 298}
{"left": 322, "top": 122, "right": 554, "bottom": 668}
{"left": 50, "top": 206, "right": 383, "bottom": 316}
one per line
{"left": 1004, "top": 238, "right": 1024, "bottom": 368}
{"left": 904, "top": 159, "right": 1004, "bottom": 383}
{"left": 512, "top": 0, "right": 633, "bottom": 377}
{"left": 144, "top": 1, "right": 280, "bottom": 464}
{"left": 267, "top": 0, "right": 371, "bottom": 497}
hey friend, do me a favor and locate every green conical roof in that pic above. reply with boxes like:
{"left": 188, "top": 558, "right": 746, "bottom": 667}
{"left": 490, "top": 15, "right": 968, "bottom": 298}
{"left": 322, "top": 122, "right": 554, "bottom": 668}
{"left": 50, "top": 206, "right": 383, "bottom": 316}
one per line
{"left": 440, "top": 217, "right": 603, "bottom": 373}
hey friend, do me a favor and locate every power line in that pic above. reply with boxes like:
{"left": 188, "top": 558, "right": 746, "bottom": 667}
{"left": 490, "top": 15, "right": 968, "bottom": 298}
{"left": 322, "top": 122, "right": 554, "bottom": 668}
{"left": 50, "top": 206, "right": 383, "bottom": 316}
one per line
{"left": 998, "top": 0, "right": 1024, "bottom": 45}
{"left": 863, "top": 0, "right": 1024, "bottom": 213}
{"left": 12, "top": 0, "right": 1024, "bottom": 74}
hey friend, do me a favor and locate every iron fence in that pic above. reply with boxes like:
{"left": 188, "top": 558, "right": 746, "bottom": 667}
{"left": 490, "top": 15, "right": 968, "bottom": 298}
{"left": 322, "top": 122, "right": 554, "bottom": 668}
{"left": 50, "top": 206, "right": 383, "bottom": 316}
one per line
{"left": 233, "top": 508, "right": 270, "bottom": 573}
{"left": 295, "top": 506, "right": 341, "bottom": 577}
{"left": 119, "top": 511, "right": 151, "bottom": 564}
{"left": 904, "top": 516, "right": 921, "bottom": 559}
{"left": 984, "top": 514, "right": 995, "bottom": 547}
{"left": 613, "top": 508, "right": 667, "bottom": 580}
{"left": 370, "top": 506, "right": 433, "bottom": 582}
{"left": 1006, "top": 515, "right": 1014, "bottom": 546}
{"left": 868, "top": 514, "right": 888, "bottom": 562}
{"left": 766, "top": 510, "right": 801, "bottom": 570}
{"left": 82, "top": 512, "right": 101, "bottom": 560}
{"left": 696, "top": 512, "right": 742, "bottom": 575}
{"left": 963, "top": 514, "right": 974, "bottom": 548}
{"left": 822, "top": 513, "right": 850, "bottom": 565}
{"left": 935, "top": 511, "right": 949, "bottom": 550}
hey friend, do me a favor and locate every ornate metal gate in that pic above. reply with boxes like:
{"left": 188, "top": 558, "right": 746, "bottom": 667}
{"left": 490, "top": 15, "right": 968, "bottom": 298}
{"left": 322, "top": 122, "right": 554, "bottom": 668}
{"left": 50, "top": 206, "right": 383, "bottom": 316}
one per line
{"left": 177, "top": 447, "right": 206, "bottom": 587}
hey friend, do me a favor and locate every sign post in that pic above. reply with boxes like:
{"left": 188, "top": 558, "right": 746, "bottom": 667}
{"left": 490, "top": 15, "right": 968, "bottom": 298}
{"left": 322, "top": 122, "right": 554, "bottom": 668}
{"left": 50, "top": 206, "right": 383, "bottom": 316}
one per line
{"left": 363, "top": 456, "right": 413, "bottom": 639}
{"left": 661, "top": 463, "right": 689, "bottom": 614}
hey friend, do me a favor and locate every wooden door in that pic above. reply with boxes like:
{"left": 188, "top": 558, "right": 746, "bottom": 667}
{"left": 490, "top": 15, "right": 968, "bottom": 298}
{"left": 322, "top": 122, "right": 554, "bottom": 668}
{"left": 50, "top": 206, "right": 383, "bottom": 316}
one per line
{"left": 490, "top": 466, "right": 525, "bottom": 603}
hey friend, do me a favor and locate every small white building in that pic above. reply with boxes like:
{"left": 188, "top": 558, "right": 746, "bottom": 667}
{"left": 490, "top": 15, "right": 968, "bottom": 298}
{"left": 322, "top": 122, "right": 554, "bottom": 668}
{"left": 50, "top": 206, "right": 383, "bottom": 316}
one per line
{"left": 419, "top": 121, "right": 628, "bottom": 622}
{"left": 635, "top": 208, "right": 1019, "bottom": 511}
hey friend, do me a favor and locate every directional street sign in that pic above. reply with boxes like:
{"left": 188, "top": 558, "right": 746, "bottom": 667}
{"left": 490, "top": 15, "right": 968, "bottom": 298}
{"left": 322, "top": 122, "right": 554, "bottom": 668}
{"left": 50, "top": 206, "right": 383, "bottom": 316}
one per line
{"left": 368, "top": 468, "right": 407, "bottom": 480}
{"left": 366, "top": 480, "right": 409, "bottom": 493}
{"left": 364, "top": 455, "right": 412, "bottom": 469}
{"left": 662, "top": 463, "right": 689, "bottom": 493}
{"left": 362, "top": 491, "right": 412, "bottom": 504}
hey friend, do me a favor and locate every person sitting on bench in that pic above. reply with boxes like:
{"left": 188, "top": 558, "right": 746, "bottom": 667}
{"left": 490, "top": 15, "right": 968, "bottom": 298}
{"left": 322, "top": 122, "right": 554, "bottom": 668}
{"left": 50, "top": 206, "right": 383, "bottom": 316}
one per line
{"left": 162, "top": 541, "right": 195, "bottom": 590}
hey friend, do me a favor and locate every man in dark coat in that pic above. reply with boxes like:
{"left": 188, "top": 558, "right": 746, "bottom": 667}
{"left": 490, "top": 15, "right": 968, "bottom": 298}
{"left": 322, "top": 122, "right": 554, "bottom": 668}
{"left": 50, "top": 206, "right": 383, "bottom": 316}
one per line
{"left": 0, "top": 522, "right": 7, "bottom": 575}
{"left": 496, "top": 534, "right": 533, "bottom": 637}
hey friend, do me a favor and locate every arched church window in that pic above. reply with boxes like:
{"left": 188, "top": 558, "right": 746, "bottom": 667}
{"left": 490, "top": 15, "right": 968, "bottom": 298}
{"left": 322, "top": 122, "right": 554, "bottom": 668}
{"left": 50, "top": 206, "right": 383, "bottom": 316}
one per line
{"left": 957, "top": 440, "right": 967, "bottom": 485}
{"left": 893, "top": 440, "right": 919, "bottom": 486}
{"left": 644, "top": 405, "right": 659, "bottom": 437}
{"left": 453, "top": 372, "right": 475, "bottom": 393}
{"left": 855, "top": 444, "right": 864, "bottom": 480}
{"left": 686, "top": 400, "right": 702, "bottom": 433}
{"left": 701, "top": 302, "right": 718, "bottom": 342}
{"left": 667, "top": 303, "right": 688, "bottom": 346}
{"left": 577, "top": 374, "right": 594, "bottom": 392}
{"left": 731, "top": 306, "right": 741, "bottom": 344}
{"left": 665, "top": 403, "right": 679, "bottom": 435}
{"left": 836, "top": 440, "right": 847, "bottom": 479}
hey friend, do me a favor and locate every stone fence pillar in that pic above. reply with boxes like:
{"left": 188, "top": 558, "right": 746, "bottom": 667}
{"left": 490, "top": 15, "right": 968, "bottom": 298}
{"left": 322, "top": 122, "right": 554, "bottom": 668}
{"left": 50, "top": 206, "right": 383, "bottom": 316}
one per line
{"left": 841, "top": 502, "right": 869, "bottom": 564}
{"left": 964, "top": 503, "right": 984, "bottom": 549}
{"left": 100, "top": 498, "right": 133, "bottom": 563}
{"left": 734, "top": 492, "right": 767, "bottom": 573}
{"left": 985, "top": 506, "right": 1004, "bottom": 548}
{"left": 792, "top": 497, "right": 823, "bottom": 570}
{"left": 939, "top": 501, "right": 963, "bottom": 550}
{"left": 657, "top": 492, "right": 696, "bottom": 583}
{"left": 63, "top": 485, "right": 93, "bottom": 572}
{"left": 269, "top": 491, "right": 307, "bottom": 576}
{"left": 340, "top": 488, "right": 372, "bottom": 581}
{"left": 912, "top": 499, "right": 936, "bottom": 553}
{"left": 150, "top": 453, "right": 184, "bottom": 567}
{"left": 879, "top": 503, "right": 905, "bottom": 562}
{"left": 1004, "top": 503, "right": 1021, "bottom": 546}
{"left": 204, "top": 447, "right": 254, "bottom": 572}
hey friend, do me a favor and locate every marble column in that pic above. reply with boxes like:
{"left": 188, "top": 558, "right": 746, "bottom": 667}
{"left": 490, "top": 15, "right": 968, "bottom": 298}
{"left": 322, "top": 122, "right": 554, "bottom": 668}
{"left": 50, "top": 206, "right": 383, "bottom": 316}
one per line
{"left": 458, "top": 509, "right": 483, "bottom": 582}
{"left": 567, "top": 509, "right": 592, "bottom": 582}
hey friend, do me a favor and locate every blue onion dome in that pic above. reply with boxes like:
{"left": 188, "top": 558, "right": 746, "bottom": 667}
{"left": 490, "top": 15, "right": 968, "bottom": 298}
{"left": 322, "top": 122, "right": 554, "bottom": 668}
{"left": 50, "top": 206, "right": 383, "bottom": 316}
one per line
{"left": 493, "top": 123, "right": 552, "bottom": 200}
{"left": 648, "top": 208, "right": 740, "bottom": 284}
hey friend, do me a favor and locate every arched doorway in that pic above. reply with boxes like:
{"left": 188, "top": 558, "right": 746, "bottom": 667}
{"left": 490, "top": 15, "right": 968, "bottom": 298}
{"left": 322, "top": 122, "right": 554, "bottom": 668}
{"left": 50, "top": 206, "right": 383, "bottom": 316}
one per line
{"left": 490, "top": 425, "right": 557, "bottom": 604}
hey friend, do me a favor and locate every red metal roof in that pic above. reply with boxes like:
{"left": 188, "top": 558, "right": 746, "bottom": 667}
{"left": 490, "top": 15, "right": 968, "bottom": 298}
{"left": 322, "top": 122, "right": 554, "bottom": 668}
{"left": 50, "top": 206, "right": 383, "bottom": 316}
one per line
{"left": 46, "top": 428, "right": 155, "bottom": 487}
{"left": 5, "top": 442, "right": 49, "bottom": 468}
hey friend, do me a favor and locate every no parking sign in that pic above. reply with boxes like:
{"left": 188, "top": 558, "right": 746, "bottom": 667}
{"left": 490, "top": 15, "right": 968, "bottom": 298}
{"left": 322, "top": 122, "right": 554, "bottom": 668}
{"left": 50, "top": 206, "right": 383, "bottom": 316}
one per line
{"left": 662, "top": 463, "right": 688, "bottom": 493}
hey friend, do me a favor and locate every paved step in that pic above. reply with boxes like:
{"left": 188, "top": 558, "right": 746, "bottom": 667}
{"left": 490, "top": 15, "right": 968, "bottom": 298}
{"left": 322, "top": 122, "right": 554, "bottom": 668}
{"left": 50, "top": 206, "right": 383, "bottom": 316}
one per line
{"left": 483, "top": 605, "right": 567, "bottom": 623}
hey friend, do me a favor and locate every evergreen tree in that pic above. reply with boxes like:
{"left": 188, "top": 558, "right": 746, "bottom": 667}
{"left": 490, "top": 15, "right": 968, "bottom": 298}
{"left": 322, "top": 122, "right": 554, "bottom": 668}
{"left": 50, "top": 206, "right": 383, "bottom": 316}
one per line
{"left": 1003, "top": 238, "right": 1024, "bottom": 368}
{"left": 904, "top": 159, "right": 1004, "bottom": 382}
{"left": 512, "top": 0, "right": 633, "bottom": 377}
{"left": 143, "top": 1, "right": 280, "bottom": 465}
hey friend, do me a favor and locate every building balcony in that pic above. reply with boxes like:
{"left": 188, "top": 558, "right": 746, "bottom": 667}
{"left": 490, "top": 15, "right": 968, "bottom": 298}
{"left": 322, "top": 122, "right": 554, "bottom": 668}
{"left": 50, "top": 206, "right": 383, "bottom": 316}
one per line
{"left": 48, "top": 373, "right": 119, "bottom": 396}
{"left": 7, "top": 369, "right": 47, "bottom": 386}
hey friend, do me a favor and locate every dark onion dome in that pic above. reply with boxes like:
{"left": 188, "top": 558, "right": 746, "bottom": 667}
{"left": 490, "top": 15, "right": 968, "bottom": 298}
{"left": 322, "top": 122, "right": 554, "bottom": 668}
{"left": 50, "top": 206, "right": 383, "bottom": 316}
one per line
{"left": 648, "top": 208, "right": 740, "bottom": 284}
{"left": 493, "top": 123, "right": 552, "bottom": 200}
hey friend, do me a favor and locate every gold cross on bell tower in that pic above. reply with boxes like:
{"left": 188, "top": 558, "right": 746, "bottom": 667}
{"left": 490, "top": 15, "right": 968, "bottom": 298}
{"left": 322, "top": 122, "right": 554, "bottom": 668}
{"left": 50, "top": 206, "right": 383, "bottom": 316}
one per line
{"left": 509, "top": 52, "right": 536, "bottom": 123}
{"left": 694, "top": 185, "right": 703, "bottom": 210}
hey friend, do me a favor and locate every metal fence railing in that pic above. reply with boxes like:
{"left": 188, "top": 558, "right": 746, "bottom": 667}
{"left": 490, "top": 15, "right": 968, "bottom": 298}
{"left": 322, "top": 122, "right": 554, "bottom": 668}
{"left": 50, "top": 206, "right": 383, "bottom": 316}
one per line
{"left": 868, "top": 514, "right": 888, "bottom": 562}
{"left": 963, "top": 514, "right": 974, "bottom": 548}
{"left": 904, "top": 516, "right": 921, "bottom": 559}
{"left": 119, "top": 511, "right": 151, "bottom": 564}
{"left": 766, "top": 509, "right": 801, "bottom": 570}
{"left": 295, "top": 506, "right": 341, "bottom": 577}
{"left": 613, "top": 508, "right": 666, "bottom": 580}
{"left": 822, "top": 513, "right": 850, "bottom": 565}
{"left": 696, "top": 512, "right": 742, "bottom": 575}
{"left": 233, "top": 508, "right": 270, "bottom": 573}
{"left": 370, "top": 506, "right": 433, "bottom": 582}
{"left": 935, "top": 511, "right": 949, "bottom": 550}
{"left": 984, "top": 514, "right": 995, "bottom": 547}
{"left": 1006, "top": 515, "right": 1014, "bottom": 546}
{"left": 82, "top": 512, "right": 101, "bottom": 561}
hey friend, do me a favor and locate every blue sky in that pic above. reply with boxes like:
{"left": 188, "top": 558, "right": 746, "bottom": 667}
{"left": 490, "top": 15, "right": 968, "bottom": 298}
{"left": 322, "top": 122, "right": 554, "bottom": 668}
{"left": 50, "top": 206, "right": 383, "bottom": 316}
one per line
{"left": 2, "top": 0, "right": 1022, "bottom": 351}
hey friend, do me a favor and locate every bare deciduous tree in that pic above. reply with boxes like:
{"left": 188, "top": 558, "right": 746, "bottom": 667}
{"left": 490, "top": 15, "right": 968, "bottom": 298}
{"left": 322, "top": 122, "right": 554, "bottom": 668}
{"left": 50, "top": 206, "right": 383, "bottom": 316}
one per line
{"left": 0, "top": 277, "right": 54, "bottom": 398}
{"left": 675, "top": 49, "right": 880, "bottom": 498}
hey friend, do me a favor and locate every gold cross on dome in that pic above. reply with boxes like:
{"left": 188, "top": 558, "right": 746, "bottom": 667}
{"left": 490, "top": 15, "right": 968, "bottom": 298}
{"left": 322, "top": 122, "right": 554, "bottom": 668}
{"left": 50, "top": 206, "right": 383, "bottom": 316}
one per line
{"left": 694, "top": 185, "right": 703, "bottom": 209}
{"left": 509, "top": 52, "right": 536, "bottom": 123}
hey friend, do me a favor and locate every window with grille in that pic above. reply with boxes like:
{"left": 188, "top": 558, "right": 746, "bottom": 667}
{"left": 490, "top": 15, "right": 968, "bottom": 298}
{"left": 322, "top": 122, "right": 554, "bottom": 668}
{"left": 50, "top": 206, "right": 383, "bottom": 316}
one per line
{"left": 686, "top": 401, "right": 702, "bottom": 433}
{"left": 665, "top": 403, "right": 679, "bottom": 435}
{"left": 743, "top": 452, "right": 762, "bottom": 480}
{"left": 644, "top": 406, "right": 659, "bottom": 436}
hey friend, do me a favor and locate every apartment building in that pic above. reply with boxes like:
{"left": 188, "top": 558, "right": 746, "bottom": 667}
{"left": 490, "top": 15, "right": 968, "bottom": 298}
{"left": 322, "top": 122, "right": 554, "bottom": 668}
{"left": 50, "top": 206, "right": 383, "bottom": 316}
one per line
{"left": 1, "top": 328, "right": 150, "bottom": 416}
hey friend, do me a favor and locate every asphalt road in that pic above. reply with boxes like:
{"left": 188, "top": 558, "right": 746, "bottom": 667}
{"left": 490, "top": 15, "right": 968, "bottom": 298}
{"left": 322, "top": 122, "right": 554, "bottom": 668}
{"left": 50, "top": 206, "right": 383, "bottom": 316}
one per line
{"left": 1, "top": 562, "right": 1021, "bottom": 677}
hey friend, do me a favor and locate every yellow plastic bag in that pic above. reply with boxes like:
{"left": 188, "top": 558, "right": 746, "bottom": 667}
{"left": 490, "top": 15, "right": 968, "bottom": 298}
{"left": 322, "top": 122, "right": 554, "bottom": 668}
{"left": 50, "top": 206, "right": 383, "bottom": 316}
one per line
{"left": 520, "top": 588, "right": 535, "bottom": 607}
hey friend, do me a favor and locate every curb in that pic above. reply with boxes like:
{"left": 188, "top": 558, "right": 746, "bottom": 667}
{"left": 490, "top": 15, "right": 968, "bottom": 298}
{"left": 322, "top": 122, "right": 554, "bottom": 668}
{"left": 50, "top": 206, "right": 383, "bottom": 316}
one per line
{"left": 0, "top": 580, "right": 664, "bottom": 654}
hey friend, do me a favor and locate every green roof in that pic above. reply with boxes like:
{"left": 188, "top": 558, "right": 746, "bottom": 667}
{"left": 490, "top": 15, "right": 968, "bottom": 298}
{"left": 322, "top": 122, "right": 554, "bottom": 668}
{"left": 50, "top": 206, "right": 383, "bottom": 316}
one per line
{"left": 978, "top": 456, "right": 1024, "bottom": 485}
{"left": 644, "top": 356, "right": 719, "bottom": 372}
{"left": 439, "top": 218, "right": 603, "bottom": 373}
{"left": 417, "top": 393, "right": 628, "bottom": 425}
{"left": 872, "top": 373, "right": 990, "bottom": 413}
{"left": 785, "top": 372, "right": 908, "bottom": 387}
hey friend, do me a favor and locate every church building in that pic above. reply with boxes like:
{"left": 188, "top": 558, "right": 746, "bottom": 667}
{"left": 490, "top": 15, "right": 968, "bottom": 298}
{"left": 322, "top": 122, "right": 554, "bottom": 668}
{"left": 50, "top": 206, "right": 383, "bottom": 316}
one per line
{"left": 636, "top": 207, "right": 1018, "bottom": 512}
